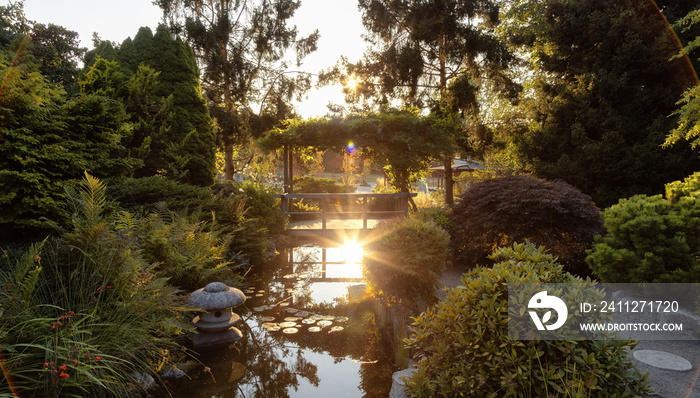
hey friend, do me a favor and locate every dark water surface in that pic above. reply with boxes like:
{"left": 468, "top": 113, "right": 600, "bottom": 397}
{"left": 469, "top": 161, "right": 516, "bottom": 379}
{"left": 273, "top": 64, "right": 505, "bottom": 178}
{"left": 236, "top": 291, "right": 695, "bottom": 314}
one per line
{"left": 160, "top": 244, "right": 397, "bottom": 398}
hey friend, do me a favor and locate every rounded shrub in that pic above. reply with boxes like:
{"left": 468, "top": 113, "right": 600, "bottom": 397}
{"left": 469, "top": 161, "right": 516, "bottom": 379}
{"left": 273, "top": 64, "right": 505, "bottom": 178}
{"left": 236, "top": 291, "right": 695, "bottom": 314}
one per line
{"left": 363, "top": 217, "right": 450, "bottom": 313}
{"left": 403, "top": 242, "right": 650, "bottom": 397}
{"left": 449, "top": 174, "right": 604, "bottom": 276}
{"left": 587, "top": 172, "right": 700, "bottom": 283}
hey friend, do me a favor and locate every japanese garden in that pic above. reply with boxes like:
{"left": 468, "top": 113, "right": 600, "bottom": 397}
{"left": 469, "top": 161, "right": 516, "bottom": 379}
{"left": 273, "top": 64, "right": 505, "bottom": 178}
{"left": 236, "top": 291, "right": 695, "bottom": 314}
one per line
{"left": 1, "top": 0, "right": 700, "bottom": 397}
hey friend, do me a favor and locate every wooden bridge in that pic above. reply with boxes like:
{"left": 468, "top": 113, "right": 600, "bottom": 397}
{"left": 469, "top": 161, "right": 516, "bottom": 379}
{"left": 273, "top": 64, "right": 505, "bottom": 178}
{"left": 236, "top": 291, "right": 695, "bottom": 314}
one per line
{"left": 275, "top": 192, "right": 417, "bottom": 243}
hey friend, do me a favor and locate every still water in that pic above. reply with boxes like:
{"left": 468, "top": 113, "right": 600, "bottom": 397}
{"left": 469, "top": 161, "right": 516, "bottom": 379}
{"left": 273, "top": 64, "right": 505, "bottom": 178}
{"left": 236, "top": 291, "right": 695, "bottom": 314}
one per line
{"left": 162, "top": 243, "right": 397, "bottom": 398}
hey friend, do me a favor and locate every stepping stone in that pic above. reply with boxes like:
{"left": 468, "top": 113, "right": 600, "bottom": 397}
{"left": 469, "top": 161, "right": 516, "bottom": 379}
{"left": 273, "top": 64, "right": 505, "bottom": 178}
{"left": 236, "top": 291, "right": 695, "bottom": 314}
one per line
{"left": 632, "top": 350, "right": 693, "bottom": 371}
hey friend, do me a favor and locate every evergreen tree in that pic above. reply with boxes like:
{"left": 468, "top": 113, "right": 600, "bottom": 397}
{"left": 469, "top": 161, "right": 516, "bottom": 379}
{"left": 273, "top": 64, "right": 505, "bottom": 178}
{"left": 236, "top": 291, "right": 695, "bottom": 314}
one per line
{"left": 83, "top": 26, "right": 217, "bottom": 186}
{"left": 156, "top": 0, "right": 320, "bottom": 180}
{"left": 321, "top": 0, "right": 514, "bottom": 205}
{"left": 501, "top": 0, "right": 700, "bottom": 206}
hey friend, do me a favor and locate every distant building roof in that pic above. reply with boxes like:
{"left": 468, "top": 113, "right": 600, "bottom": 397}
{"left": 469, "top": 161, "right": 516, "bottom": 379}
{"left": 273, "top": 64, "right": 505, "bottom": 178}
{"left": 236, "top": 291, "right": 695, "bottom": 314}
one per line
{"left": 429, "top": 159, "right": 485, "bottom": 172}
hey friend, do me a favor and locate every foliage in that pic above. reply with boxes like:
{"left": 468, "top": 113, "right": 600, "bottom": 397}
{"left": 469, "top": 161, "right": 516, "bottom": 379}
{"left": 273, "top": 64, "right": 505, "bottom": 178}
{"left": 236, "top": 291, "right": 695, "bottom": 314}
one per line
{"left": 363, "top": 217, "right": 450, "bottom": 313}
{"left": 293, "top": 176, "right": 355, "bottom": 194}
{"left": 665, "top": 9, "right": 700, "bottom": 150}
{"left": 0, "top": 173, "right": 192, "bottom": 397}
{"left": 260, "top": 109, "right": 454, "bottom": 211}
{"left": 587, "top": 172, "right": 700, "bottom": 283}
{"left": 449, "top": 174, "right": 604, "bottom": 276}
{"left": 0, "top": 39, "right": 139, "bottom": 239}
{"left": 403, "top": 242, "right": 650, "bottom": 398}
{"left": 501, "top": 0, "right": 700, "bottom": 207}
{"left": 84, "top": 25, "right": 217, "bottom": 186}
{"left": 135, "top": 207, "right": 236, "bottom": 292}
{"left": 107, "top": 176, "right": 216, "bottom": 215}
{"left": 320, "top": 0, "right": 516, "bottom": 205}
{"left": 411, "top": 206, "right": 452, "bottom": 232}
{"left": 211, "top": 180, "right": 287, "bottom": 267}
{"left": 109, "top": 176, "right": 286, "bottom": 268}
{"left": 156, "top": 0, "right": 319, "bottom": 179}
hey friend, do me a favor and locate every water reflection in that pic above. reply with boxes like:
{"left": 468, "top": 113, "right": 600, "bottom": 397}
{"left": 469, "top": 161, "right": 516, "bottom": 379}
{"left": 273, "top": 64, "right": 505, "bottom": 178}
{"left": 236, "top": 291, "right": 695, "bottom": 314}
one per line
{"left": 161, "top": 244, "right": 396, "bottom": 398}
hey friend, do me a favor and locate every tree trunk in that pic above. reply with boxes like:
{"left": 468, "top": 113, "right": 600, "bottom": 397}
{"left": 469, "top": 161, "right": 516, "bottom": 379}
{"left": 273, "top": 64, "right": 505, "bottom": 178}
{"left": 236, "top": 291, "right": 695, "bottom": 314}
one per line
{"left": 444, "top": 156, "right": 453, "bottom": 206}
{"left": 439, "top": 33, "right": 454, "bottom": 206}
{"left": 224, "top": 144, "right": 234, "bottom": 180}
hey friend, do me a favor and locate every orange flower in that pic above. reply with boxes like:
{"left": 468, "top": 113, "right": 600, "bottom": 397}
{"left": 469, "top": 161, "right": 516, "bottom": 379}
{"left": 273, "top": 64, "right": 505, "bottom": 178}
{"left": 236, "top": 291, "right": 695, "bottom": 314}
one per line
{"left": 58, "top": 364, "right": 67, "bottom": 371}
{"left": 58, "top": 371, "right": 69, "bottom": 379}
{"left": 95, "top": 356, "right": 101, "bottom": 361}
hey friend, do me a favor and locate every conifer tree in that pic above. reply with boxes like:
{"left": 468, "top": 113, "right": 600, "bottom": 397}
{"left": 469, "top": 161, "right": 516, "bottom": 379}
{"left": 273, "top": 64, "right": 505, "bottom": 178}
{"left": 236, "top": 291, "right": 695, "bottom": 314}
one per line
{"left": 156, "top": 0, "right": 320, "bottom": 180}
{"left": 322, "top": 0, "right": 513, "bottom": 205}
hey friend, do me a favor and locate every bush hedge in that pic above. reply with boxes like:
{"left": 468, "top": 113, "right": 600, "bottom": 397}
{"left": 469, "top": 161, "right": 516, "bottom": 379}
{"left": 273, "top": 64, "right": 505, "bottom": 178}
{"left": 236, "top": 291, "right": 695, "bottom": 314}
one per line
{"left": 449, "top": 174, "right": 604, "bottom": 276}
{"left": 587, "top": 172, "right": 700, "bottom": 283}
{"left": 363, "top": 216, "right": 450, "bottom": 313}
{"left": 403, "top": 241, "right": 650, "bottom": 397}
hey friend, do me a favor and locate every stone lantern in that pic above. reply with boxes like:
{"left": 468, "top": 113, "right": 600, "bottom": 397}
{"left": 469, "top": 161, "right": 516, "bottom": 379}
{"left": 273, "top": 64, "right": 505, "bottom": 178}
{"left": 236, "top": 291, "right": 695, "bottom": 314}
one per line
{"left": 187, "top": 282, "right": 246, "bottom": 348}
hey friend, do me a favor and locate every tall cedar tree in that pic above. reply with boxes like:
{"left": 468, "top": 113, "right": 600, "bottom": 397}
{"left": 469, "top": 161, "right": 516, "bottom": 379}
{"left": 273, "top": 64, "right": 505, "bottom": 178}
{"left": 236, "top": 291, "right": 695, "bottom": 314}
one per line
{"left": 504, "top": 0, "right": 700, "bottom": 206}
{"left": 83, "top": 26, "right": 217, "bottom": 186}
{"left": 321, "top": 0, "right": 514, "bottom": 205}
{"left": 156, "top": 0, "right": 320, "bottom": 180}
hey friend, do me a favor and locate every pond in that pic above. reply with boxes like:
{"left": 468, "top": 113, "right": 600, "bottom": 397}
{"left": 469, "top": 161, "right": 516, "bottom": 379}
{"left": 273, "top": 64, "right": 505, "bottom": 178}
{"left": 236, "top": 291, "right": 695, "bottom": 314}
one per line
{"left": 159, "top": 242, "right": 398, "bottom": 397}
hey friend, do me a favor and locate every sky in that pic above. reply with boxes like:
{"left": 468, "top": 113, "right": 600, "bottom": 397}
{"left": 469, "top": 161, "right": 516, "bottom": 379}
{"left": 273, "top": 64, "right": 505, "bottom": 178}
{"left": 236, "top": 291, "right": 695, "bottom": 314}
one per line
{"left": 16, "top": 0, "right": 369, "bottom": 117}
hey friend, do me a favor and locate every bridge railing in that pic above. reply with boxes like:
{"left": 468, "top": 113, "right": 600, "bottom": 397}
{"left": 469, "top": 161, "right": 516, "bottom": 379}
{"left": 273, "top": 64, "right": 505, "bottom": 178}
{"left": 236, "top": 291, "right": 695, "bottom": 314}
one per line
{"left": 275, "top": 192, "right": 417, "bottom": 230}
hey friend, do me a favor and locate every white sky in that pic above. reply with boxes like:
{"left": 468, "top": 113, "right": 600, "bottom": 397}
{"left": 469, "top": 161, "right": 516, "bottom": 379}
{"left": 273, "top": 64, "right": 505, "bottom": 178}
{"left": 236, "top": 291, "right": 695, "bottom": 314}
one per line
{"left": 16, "top": 0, "right": 368, "bottom": 117}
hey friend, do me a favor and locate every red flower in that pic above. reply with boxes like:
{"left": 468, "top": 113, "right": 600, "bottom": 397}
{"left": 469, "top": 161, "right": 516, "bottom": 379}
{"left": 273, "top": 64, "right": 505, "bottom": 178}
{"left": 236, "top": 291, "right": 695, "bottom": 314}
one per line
{"left": 58, "top": 364, "right": 67, "bottom": 371}
{"left": 68, "top": 311, "right": 75, "bottom": 315}
{"left": 58, "top": 371, "right": 69, "bottom": 379}
{"left": 84, "top": 353, "right": 88, "bottom": 359}
{"left": 73, "top": 359, "right": 78, "bottom": 365}
{"left": 43, "top": 362, "right": 49, "bottom": 368}
{"left": 95, "top": 356, "right": 101, "bottom": 361}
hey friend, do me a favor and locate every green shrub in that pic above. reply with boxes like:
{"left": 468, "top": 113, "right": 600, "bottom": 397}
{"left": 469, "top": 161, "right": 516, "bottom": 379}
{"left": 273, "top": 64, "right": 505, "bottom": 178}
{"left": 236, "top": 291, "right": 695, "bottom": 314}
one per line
{"left": 212, "top": 180, "right": 287, "bottom": 266}
{"left": 135, "top": 207, "right": 236, "bottom": 292}
{"left": 0, "top": 173, "right": 191, "bottom": 397}
{"left": 108, "top": 175, "right": 215, "bottom": 214}
{"left": 363, "top": 217, "right": 450, "bottom": 313}
{"left": 587, "top": 172, "right": 700, "bottom": 283}
{"left": 411, "top": 206, "right": 451, "bottom": 231}
{"left": 449, "top": 174, "right": 605, "bottom": 276}
{"left": 293, "top": 175, "right": 355, "bottom": 193}
{"left": 109, "top": 177, "right": 286, "bottom": 268}
{"left": 403, "top": 242, "right": 650, "bottom": 398}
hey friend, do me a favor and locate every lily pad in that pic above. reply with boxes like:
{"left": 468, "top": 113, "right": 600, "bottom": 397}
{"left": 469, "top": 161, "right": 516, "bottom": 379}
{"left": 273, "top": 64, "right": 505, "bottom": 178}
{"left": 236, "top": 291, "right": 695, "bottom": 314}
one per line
{"left": 317, "top": 320, "right": 333, "bottom": 328}
{"left": 261, "top": 322, "right": 278, "bottom": 329}
{"left": 308, "top": 326, "right": 321, "bottom": 333}
{"left": 260, "top": 316, "right": 276, "bottom": 322}
{"left": 284, "top": 317, "right": 300, "bottom": 322}
{"left": 279, "top": 322, "right": 297, "bottom": 328}
{"left": 296, "top": 311, "right": 310, "bottom": 317}
{"left": 301, "top": 318, "right": 316, "bottom": 324}
{"left": 328, "top": 326, "right": 344, "bottom": 333}
{"left": 282, "top": 327, "right": 298, "bottom": 334}
{"left": 285, "top": 308, "right": 298, "bottom": 313}
{"left": 229, "top": 362, "right": 247, "bottom": 383}
{"left": 335, "top": 316, "right": 349, "bottom": 323}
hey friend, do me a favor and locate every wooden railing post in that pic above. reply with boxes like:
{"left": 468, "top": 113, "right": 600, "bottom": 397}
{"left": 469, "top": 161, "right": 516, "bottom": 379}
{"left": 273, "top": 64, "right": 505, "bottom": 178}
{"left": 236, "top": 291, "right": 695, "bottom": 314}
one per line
{"left": 321, "top": 196, "right": 327, "bottom": 233}
{"left": 363, "top": 195, "right": 368, "bottom": 229}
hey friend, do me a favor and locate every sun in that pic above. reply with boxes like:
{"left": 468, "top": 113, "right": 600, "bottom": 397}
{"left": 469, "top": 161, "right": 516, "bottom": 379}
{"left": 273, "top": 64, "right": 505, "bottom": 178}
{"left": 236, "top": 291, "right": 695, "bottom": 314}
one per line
{"left": 346, "top": 76, "right": 358, "bottom": 90}
{"left": 341, "top": 239, "right": 363, "bottom": 264}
